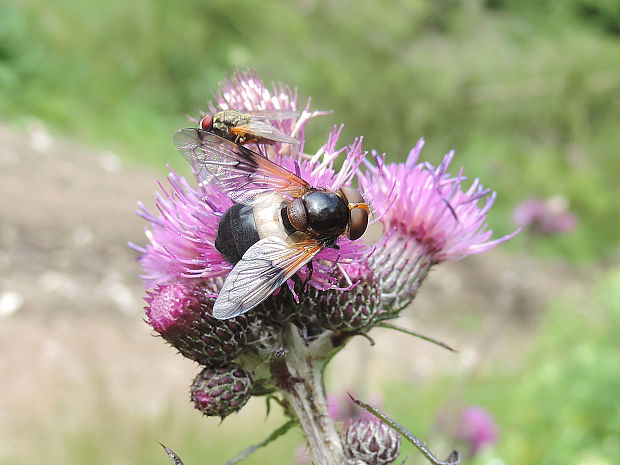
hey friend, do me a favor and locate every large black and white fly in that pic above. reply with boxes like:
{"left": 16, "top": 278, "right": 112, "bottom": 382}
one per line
{"left": 174, "top": 129, "right": 369, "bottom": 319}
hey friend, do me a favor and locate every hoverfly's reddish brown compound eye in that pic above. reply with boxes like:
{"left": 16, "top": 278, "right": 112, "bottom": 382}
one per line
{"left": 200, "top": 114, "right": 213, "bottom": 130}
{"left": 339, "top": 186, "right": 369, "bottom": 241}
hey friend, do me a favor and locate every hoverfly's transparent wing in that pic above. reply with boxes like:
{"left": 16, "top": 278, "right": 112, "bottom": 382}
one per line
{"left": 230, "top": 119, "right": 300, "bottom": 145}
{"left": 174, "top": 129, "right": 309, "bottom": 204}
{"left": 213, "top": 236, "right": 323, "bottom": 319}
{"left": 247, "top": 109, "right": 300, "bottom": 121}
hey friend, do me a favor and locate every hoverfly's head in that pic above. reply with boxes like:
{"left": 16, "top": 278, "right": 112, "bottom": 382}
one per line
{"left": 338, "top": 187, "right": 370, "bottom": 241}
{"left": 200, "top": 114, "right": 214, "bottom": 131}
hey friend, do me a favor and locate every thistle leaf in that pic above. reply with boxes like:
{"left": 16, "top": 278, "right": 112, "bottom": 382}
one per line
{"left": 378, "top": 323, "right": 456, "bottom": 352}
{"left": 222, "top": 420, "right": 296, "bottom": 465}
{"left": 159, "top": 443, "right": 185, "bottom": 465}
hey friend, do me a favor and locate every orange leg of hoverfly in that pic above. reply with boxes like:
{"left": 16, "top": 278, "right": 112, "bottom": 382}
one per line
{"left": 349, "top": 202, "right": 371, "bottom": 215}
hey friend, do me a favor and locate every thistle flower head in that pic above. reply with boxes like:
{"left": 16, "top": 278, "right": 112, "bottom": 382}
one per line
{"left": 190, "top": 364, "right": 253, "bottom": 419}
{"left": 316, "top": 262, "right": 381, "bottom": 332}
{"left": 344, "top": 417, "right": 402, "bottom": 465}
{"left": 203, "top": 69, "right": 327, "bottom": 157}
{"left": 133, "top": 170, "right": 232, "bottom": 287}
{"left": 359, "top": 139, "right": 517, "bottom": 313}
{"left": 145, "top": 280, "right": 249, "bottom": 366}
{"left": 360, "top": 138, "right": 516, "bottom": 263}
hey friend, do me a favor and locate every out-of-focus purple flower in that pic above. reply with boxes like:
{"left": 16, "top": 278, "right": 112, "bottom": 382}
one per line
{"left": 295, "top": 445, "right": 312, "bottom": 465}
{"left": 359, "top": 139, "right": 517, "bottom": 312}
{"left": 457, "top": 406, "right": 499, "bottom": 455}
{"left": 513, "top": 196, "right": 577, "bottom": 235}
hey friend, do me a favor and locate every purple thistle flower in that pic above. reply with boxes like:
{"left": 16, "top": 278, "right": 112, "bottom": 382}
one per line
{"left": 134, "top": 70, "right": 517, "bottom": 465}
{"left": 210, "top": 69, "right": 299, "bottom": 116}
{"left": 132, "top": 169, "right": 232, "bottom": 288}
{"left": 359, "top": 138, "right": 517, "bottom": 312}
{"left": 360, "top": 138, "right": 516, "bottom": 262}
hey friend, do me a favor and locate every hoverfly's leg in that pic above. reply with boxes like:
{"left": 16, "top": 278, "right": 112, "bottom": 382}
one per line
{"left": 349, "top": 202, "right": 371, "bottom": 215}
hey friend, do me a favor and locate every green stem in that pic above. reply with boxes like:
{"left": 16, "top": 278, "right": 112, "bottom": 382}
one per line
{"left": 276, "top": 323, "right": 345, "bottom": 465}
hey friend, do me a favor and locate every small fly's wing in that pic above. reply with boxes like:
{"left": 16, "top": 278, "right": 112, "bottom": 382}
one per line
{"left": 213, "top": 236, "right": 323, "bottom": 319}
{"left": 174, "top": 129, "right": 309, "bottom": 204}
{"left": 247, "top": 109, "right": 300, "bottom": 121}
{"left": 230, "top": 119, "right": 300, "bottom": 146}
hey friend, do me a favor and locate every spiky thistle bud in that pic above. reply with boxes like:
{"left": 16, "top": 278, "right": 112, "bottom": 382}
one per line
{"left": 344, "top": 418, "right": 402, "bottom": 465}
{"left": 145, "top": 280, "right": 249, "bottom": 366}
{"left": 317, "top": 264, "right": 381, "bottom": 332}
{"left": 190, "top": 363, "right": 253, "bottom": 419}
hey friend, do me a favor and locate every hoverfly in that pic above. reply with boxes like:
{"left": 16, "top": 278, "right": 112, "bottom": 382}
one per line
{"left": 199, "top": 109, "right": 300, "bottom": 146}
{"left": 174, "top": 129, "right": 370, "bottom": 319}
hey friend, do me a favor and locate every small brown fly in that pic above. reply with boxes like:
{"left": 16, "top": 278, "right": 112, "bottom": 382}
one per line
{"left": 199, "top": 109, "right": 300, "bottom": 146}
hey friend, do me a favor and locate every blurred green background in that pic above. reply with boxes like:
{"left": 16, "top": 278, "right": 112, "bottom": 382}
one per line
{"left": 1, "top": 0, "right": 619, "bottom": 464}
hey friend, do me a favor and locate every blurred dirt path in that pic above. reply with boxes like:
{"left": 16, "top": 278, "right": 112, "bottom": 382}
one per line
{"left": 0, "top": 123, "right": 199, "bottom": 444}
{"left": 0, "top": 123, "right": 155, "bottom": 318}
